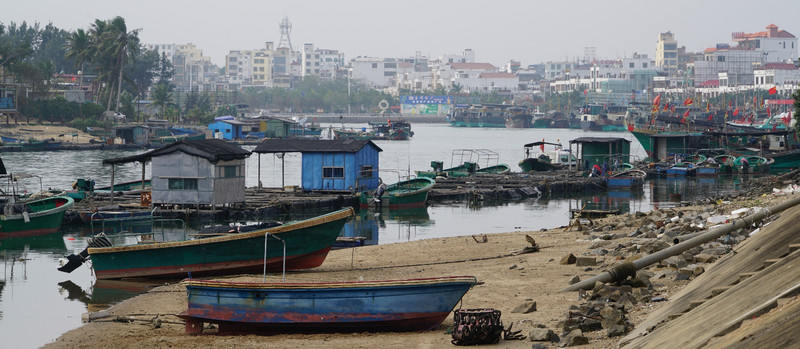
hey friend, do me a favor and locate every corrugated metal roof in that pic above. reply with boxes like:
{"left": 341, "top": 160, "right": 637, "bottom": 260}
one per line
{"left": 102, "top": 139, "right": 251, "bottom": 165}
{"left": 569, "top": 137, "right": 630, "bottom": 144}
{"left": 253, "top": 139, "right": 382, "bottom": 153}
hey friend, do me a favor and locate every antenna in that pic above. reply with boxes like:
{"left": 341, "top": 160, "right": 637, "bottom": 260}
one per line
{"left": 278, "top": 16, "right": 294, "bottom": 52}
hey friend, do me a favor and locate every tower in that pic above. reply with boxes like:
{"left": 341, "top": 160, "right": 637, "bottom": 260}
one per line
{"left": 278, "top": 16, "right": 294, "bottom": 52}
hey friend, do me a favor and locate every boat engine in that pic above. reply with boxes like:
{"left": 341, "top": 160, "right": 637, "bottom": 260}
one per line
{"left": 57, "top": 234, "right": 112, "bottom": 273}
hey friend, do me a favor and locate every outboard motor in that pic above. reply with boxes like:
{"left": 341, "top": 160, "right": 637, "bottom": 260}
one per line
{"left": 373, "top": 181, "right": 387, "bottom": 203}
{"left": 57, "top": 234, "right": 112, "bottom": 273}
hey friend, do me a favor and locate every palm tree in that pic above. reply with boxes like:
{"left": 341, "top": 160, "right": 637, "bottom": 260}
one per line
{"left": 65, "top": 28, "right": 89, "bottom": 116}
{"left": 88, "top": 19, "right": 110, "bottom": 105}
{"left": 101, "top": 16, "right": 140, "bottom": 115}
{"left": 149, "top": 82, "right": 173, "bottom": 115}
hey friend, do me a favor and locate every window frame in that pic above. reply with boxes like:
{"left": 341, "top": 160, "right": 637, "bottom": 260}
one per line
{"left": 323, "top": 166, "right": 345, "bottom": 179}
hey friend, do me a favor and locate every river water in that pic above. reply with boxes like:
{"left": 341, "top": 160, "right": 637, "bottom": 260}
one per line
{"left": 0, "top": 123, "right": 749, "bottom": 348}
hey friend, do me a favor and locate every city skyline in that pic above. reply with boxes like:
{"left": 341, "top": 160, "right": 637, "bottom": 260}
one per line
{"left": 3, "top": 0, "right": 800, "bottom": 68}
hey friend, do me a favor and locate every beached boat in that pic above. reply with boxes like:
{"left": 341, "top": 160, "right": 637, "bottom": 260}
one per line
{"left": 177, "top": 276, "right": 477, "bottom": 334}
{"left": 605, "top": 169, "right": 646, "bottom": 189}
{"left": 518, "top": 142, "right": 575, "bottom": 172}
{"left": 0, "top": 196, "right": 74, "bottom": 238}
{"left": 57, "top": 208, "right": 354, "bottom": 279}
{"left": 357, "top": 177, "right": 434, "bottom": 209}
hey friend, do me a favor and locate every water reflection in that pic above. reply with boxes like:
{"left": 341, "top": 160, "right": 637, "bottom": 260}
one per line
{"left": 57, "top": 279, "right": 158, "bottom": 313}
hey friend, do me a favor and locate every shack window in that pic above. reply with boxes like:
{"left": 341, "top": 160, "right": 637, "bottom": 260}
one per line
{"left": 323, "top": 167, "right": 344, "bottom": 178}
{"left": 218, "top": 165, "right": 239, "bottom": 178}
{"left": 359, "top": 165, "right": 374, "bottom": 178}
{"left": 168, "top": 178, "right": 198, "bottom": 190}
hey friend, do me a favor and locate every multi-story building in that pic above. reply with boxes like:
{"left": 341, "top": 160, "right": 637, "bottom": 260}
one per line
{"left": 695, "top": 24, "right": 797, "bottom": 87}
{"left": 544, "top": 61, "right": 579, "bottom": 80}
{"left": 438, "top": 49, "right": 475, "bottom": 65}
{"left": 656, "top": 32, "right": 678, "bottom": 72}
{"left": 754, "top": 63, "right": 800, "bottom": 89}
{"left": 350, "top": 57, "right": 399, "bottom": 89}
{"left": 146, "top": 43, "right": 221, "bottom": 93}
{"left": 301, "top": 44, "right": 345, "bottom": 79}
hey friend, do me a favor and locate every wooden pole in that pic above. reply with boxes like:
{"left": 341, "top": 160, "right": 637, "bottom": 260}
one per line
{"left": 110, "top": 164, "right": 115, "bottom": 205}
{"left": 141, "top": 161, "right": 146, "bottom": 191}
{"left": 257, "top": 153, "right": 262, "bottom": 188}
{"left": 281, "top": 152, "right": 285, "bottom": 189}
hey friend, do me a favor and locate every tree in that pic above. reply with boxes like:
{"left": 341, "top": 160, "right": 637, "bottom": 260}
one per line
{"left": 100, "top": 16, "right": 140, "bottom": 114}
{"left": 150, "top": 82, "right": 174, "bottom": 116}
{"left": 65, "top": 28, "right": 90, "bottom": 116}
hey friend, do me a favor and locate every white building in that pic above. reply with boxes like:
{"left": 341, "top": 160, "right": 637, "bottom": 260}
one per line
{"left": 656, "top": 32, "right": 678, "bottom": 72}
{"left": 350, "top": 57, "right": 399, "bottom": 88}
{"left": 754, "top": 63, "right": 800, "bottom": 89}
{"left": 302, "top": 44, "right": 345, "bottom": 79}
{"left": 438, "top": 48, "right": 475, "bottom": 65}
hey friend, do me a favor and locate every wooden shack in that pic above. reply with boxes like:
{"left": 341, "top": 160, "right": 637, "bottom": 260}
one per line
{"left": 103, "top": 139, "right": 251, "bottom": 206}
{"left": 569, "top": 137, "right": 631, "bottom": 171}
{"left": 253, "top": 139, "right": 382, "bottom": 192}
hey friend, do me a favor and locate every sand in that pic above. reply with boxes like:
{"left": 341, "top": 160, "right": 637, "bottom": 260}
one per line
{"left": 0, "top": 122, "right": 96, "bottom": 144}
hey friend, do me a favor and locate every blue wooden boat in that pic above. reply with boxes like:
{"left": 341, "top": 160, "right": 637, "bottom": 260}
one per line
{"left": 665, "top": 162, "right": 696, "bottom": 176}
{"left": 177, "top": 276, "right": 477, "bottom": 334}
{"left": 605, "top": 169, "right": 646, "bottom": 188}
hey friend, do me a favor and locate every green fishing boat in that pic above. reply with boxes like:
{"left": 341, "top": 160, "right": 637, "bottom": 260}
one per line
{"left": 357, "top": 177, "right": 435, "bottom": 209}
{"left": 0, "top": 196, "right": 74, "bottom": 238}
{"left": 476, "top": 164, "right": 511, "bottom": 174}
{"left": 58, "top": 208, "right": 354, "bottom": 279}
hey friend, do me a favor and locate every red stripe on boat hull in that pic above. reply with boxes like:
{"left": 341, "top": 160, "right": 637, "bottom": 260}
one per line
{"left": 179, "top": 311, "right": 451, "bottom": 334}
{"left": 94, "top": 247, "right": 331, "bottom": 279}
{"left": 0, "top": 227, "right": 59, "bottom": 239}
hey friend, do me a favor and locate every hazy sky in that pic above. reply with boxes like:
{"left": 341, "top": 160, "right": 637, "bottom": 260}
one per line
{"left": 4, "top": 0, "right": 800, "bottom": 67}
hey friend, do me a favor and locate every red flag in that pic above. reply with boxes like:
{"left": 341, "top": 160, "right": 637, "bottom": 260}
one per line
{"left": 683, "top": 97, "right": 693, "bottom": 106}
{"left": 653, "top": 94, "right": 661, "bottom": 106}
{"left": 584, "top": 89, "right": 588, "bottom": 95}
{"left": 540, "top": 138, "right": 545, "bottom": 152}
{"left": 707, "top": 113, "right": 713, "bottom": 121}
{"left": 784, "top": 111, "right": 792, "bottom": 125}
{"left": 706, "top": 101, "right": 710, "bottom": 112}
{"left": 767, "top": 106, "right": 771, "bottom": 118}
{"left": 681, "top": 109, "right": 690, "bottom": 123}
{"left": 733, "top": 108, "right": 739, "bottom": 116}
{"left": 663, "top": 103, "right": 669, "bottom": 111}
{"left": 769, "top": 86, "right": 777, "bottom": 95}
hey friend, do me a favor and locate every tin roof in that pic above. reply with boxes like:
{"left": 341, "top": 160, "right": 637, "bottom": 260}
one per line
{"left": 253, "top": 139, "right": 383, "bottom": 154}
{"left": 569, "top": 137, "right": 630, "bottom": 144}
{"left": 103, "top": 139, "right": 251, "bottom": 165}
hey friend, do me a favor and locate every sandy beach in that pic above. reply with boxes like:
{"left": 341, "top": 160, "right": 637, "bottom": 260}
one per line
{"left": 41, "top": 182, "right": 791, "bottom": 349}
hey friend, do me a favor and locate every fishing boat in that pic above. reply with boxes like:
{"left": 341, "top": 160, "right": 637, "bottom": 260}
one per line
{"left": 95, "top": 179, "right": 151, "bottom": 191}
{"left": 78, "top": 208, "right": 154, "bottom": 224}
{"left": 665, "top": 162, "right": 696, "bottom": 176}
{"left": 714, "top": 154, "right": 737, "bottom": 174}
{"left": 605, "top": 169, "right": 646, "bottom": 189}
{"left": 57, "top": 208, "right": 354, "bottom": 279}
{"left": 357, "top": 177, "right": 435, "bottom": 209}
{"left": 736, "top": 156, "right": 773, "bottom": 174}
{"left": 504, "top": 106, "right": 533, "bottom": 128}
{"left": 177, "top": 276, "right": 477, "bottom": 334}
{"left": 415, "top": 162, "right": 476, "bottom": 179}
{"left": 518, "top": 141, "right": 575, "bottom": 172}
{"left": 0, "top": 196, "right": 74, "bottom": 238}
{"left": 333, "top": 119, "right": 412, "bottom": 141}
{"left": 476, "top": 164, "right": 511, "bottom": 174}
{"left": 448, "top": 105, "right": 506, "bottom": 128}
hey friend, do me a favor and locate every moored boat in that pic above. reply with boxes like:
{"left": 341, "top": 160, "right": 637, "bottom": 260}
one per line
{"left": 57, "top": 208, "right": 354, "bottom": 279}
{"left": 605, "top": 169, "right": 646, "bottom": 189}
{"left": 504, "top": 107, "right": 533, "bottom": 128}
{"left": 357, "top": 177, "right": 435, "bottom": 209}
{"left": 476, "top": 164, "right": 511, "bottom": 174}
{"left": 0, "top": 196, "right": 74, "bottom": 238}
{"left": 518, "top": 141, "right": 575, "bottom": 172}
{"left": 177, "top": 276, "right": 477, "bottom": 334}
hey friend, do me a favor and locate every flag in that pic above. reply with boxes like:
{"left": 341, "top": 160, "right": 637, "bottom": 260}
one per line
{"left": 584, "top": 89, "right": 588, "bottom": 95}
{"left": 540, "top": 138, "right": 545, "bottom": 152}
{"left": 683, "top": 97, "right": 693, "bottom": 106}
{"left": 784, "top": 111, "right": 792, "bottom": 125}
{"left": 681, "top": 109, "right": 690, "bottom": 123}
{"left": 707, "top": 113, "right": 713, "bottom": 121}
{"left": 663, "top": 103, "right": 669, "bottom": 111}
{"left": 653, "top": 94, "right": 661, "bottom": 106}
{"left": 733, "top": 108, "right": 739, "bottom": 116}
{"left": 767, "top": 106, "right": 771, "bottom": 118}
{"left": 706, "top": 101, "right": 710, "bottom": 112}
{"left": 769, "top": 86, "right": 777, "bottom": 95}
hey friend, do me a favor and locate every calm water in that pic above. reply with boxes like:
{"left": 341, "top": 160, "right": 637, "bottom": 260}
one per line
{"left": 0, "top": 124, "right": 749, "bottom": 348}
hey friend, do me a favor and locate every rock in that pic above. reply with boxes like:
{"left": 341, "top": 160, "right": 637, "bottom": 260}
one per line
{"left": 531, "top": 343, "right": 550, "bottom": 349}
{"left": 694, "top": 253, "right": 716, "bottom": 263}
{"left": 665, "top": 256, "right": 688, "bottom": 269}
{"left": 578, "top": 320, "right": 603, "bottom": 332}
{"left": 569, "top": 275, "right": 581, "bottom": 285}
{"left": 599, "top": 309, "right": 623, "bottom": 333}
{"left": 511, "top": 301, "right": 537, "bottom": 314}
{"left": 575, "top": 256, "right": 596, "bottom": 267}
{"left": 528, "top": 328, "right": 557, "bottom": 342}
{"left": 561, "top": 329, "right": 589, "bottom": 347}
{"left": 560, "top": 254, "right": 577, "bottom": 265}
{"left": 606, "top": 323, "right": 629, "bottom": 337}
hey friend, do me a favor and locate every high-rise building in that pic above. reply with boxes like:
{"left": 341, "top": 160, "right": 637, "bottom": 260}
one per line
{"left": 656, "top": 32, "right": 678, "bottom": 72}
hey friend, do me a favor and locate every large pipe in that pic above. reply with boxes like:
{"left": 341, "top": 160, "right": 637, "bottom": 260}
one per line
{"left": 561, "top": 193, "right": 800, "bottom": 292}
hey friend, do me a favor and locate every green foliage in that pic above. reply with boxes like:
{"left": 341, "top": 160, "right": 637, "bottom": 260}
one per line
{"left": 793, "top": 87, "right": 800, "bottom": 133}
{"left": 18, "top": 98, "right": 104, "bottom": 124}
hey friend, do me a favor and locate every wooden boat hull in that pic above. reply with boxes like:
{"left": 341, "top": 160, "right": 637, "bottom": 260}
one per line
{"left": 0, "top": 196, "right": 74, "bottom": 238}
{"left": 178, "top": 276, "right": 476, "bottom": 334}
{"left": 606, "top": 176, "right": 643, "bottom": 188}
{"left": 518, "top": 158, "right": 559, "bottom": 172}
{"left": 358, "top": 178, "right": 434, "bottom": 209}
{"left": 78, "top": 210, "right": 153, "bottom": 223}
{"left": 476, "top": 164, "right": 511, "bottom": 174}
{"left": 87, "top": 208, "right": 354, "bottom": 279}
{"left": 696, "top": 166, "right": 719, "bottom": 176}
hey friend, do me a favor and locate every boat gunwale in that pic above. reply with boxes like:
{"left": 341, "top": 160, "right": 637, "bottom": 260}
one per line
{"left": 182, "top": 275, "right": 477, "bottom": 290}
{"left": 88, "top": 207, "right": 354, "bottom": 254}
{"left": 3, "top": 196, "right": 74, "bottom": 220}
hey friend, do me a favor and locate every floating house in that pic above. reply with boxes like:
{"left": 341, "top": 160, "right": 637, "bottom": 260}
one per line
{"left": 647, "top": 133, "right": 706, "bottom": 162}
{"left": 569, "top": 137, "right": 632, "bottom": 171}
{"left": 253, "top": 139, "right": 382, "bottom": 192}
{"left": 208, "top": 117, "right": 258, "bottom": 140}
{"left": 103, "top": 139, "right": 252, "bottom": 207}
